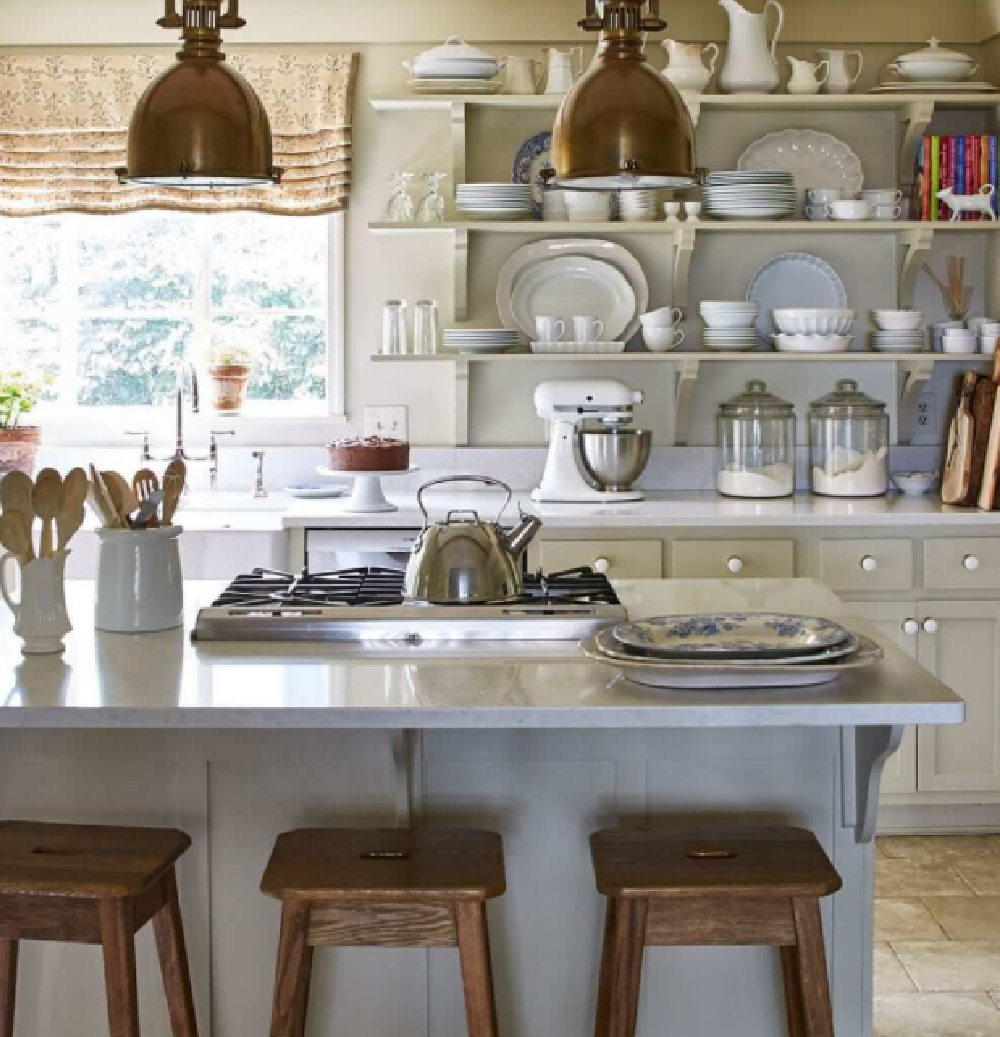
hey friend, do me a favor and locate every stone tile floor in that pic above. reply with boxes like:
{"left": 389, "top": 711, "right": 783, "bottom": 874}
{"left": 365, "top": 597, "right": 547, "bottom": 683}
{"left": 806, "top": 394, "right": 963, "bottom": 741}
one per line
{"left": 876, "top": 835, "right": 1000, "bottom": 1036}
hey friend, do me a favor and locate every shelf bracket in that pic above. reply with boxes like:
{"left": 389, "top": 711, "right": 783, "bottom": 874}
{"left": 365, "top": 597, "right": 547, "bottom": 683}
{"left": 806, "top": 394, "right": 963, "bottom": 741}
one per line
{"left": 449, "top": 101, "right": 467, "bottom": 190}
{"left": 454, "top": 356, "right": 470, "bottom": 446}
{"left": 841, "top": 725, "right": 905, "bottom": 844}
{"left": 672, "top": 224, "right": 697, "bottom": 317}
{"left": 673, "top": 355, "right": 702, "bottom": 446}
{"left": 897, "top": 355, "right": 936, "bottom": 445}
{"left": 898, "top": 226, "right": 934, "bottom": 308}
{"left": 453, "top": 228, "right": 469, "bottom": 322}
{"left": 898, "top": 100, "right": 934, "bottom": 186}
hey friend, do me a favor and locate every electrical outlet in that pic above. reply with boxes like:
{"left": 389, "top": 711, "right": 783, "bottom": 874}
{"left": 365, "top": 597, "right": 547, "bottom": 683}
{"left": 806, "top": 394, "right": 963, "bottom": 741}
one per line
{"left": 915, "top": 392, "right": 939, "bottom": 436}
{"left": 364, "top": 406, "right": 408, "bottom": 440}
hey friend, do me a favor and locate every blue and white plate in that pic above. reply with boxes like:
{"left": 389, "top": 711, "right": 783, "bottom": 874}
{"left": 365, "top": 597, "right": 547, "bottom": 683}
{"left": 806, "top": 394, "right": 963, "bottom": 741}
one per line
{"left": 512, "top": 130, "right": 553, "bottom": 219}
{"left": 611, "top": 612, "right": 851, "bottom": 660}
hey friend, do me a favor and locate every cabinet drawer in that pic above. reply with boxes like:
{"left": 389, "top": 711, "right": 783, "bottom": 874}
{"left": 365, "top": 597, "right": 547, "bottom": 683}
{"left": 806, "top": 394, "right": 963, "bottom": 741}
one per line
{"left": 925, "top": 539, "right": 1000, "bottom": 592}
{"left": 539, "top": 540, "right": 662, "bottom": 580}
{"left": 819, "top": 539, "right": 913, "bottom": 593}
{"left": 671, "top": 539, "right": 793, "bottom": 579}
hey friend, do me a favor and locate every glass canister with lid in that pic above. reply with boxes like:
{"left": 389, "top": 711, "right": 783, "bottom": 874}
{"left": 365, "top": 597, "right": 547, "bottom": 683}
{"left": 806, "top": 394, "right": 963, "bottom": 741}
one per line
{"left": 717, "top": 380, "right": 796, "bottom": 498}
{"left": 809, "top": 379, "right": 889, "bottom": 497}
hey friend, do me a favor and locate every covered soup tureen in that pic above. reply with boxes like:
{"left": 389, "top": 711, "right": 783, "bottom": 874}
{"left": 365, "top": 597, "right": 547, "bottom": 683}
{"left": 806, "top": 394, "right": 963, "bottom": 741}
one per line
{"left": 887, "top": 38, "right": 978, "bottom": 82}
{"left": 404, "top": 37, "right": 501, "bottom": 80}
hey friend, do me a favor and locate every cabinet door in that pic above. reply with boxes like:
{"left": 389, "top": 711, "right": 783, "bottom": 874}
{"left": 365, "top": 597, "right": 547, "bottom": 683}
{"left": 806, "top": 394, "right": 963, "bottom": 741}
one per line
{"left": 848, "top": 601, "right": 919, "bottom": 795}
{"left": 917, "top": 601, "right": 1000, "bottom": 793}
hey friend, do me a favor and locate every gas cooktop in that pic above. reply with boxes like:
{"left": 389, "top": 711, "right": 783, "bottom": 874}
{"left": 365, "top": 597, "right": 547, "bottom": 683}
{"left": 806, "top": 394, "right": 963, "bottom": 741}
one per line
{"left": 193, "top": 566, "right": 626, "bottom": 643}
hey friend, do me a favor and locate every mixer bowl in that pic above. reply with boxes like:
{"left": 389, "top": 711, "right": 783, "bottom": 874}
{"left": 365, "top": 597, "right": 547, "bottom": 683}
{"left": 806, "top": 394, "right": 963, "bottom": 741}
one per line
{"left": 578, "top": 428, "right": 652, "bottom": 492}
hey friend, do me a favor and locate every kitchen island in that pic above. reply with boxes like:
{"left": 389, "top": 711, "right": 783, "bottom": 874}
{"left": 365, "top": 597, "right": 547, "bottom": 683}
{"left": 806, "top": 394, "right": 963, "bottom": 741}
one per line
{"left": 0, "top": 580, "right": 962, "bottom": 1037}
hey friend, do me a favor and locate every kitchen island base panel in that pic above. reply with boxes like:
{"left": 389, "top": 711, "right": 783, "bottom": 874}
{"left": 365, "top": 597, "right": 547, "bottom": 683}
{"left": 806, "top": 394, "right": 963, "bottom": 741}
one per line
{"left": 0, "top": 727, "right": 878, "bottom": 1037}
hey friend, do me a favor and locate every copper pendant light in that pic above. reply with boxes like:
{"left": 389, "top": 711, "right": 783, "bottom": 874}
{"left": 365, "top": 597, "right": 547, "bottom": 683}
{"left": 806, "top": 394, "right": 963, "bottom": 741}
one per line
{"left": 551, "top": 0, "right": 699, "bottom": 190}
{"left": 118, "top": 0, "right": 281, "bottom": 188}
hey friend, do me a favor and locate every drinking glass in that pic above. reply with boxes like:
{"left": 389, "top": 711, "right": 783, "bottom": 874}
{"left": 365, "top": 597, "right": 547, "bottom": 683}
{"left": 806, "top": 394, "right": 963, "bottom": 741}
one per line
{"left": 382, "top": 300, "right": 408, "bottom": 355}
{"left": 415, "top": 173, "right": 448, "bottom": 224}
{"left": 413, "top": 300, "right": 440, "bottom": 356}
{"left": 383, "top": 173, "right": 415, "bottom": 223}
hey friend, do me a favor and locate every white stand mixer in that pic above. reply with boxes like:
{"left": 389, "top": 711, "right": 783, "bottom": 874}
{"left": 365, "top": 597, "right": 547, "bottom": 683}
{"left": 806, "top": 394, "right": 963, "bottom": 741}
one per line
{"left": 532, "top": 379, "right": 648, "bottom": 503}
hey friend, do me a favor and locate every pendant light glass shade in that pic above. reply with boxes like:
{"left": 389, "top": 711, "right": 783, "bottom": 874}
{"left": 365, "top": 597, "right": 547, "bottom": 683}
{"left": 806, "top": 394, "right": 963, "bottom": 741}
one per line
{"left": 118, "top": 0, "right": 280, "bottom": 188}
{"left": 551, "top": 0, "right": 698, "bottom": 190}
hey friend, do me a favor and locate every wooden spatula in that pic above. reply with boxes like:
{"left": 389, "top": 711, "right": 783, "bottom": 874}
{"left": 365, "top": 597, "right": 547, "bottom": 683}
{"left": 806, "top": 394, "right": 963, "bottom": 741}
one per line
{"left": 101, "top": 471, "right": 139, "bottom": 528}
{"left": 133, "top": 469, "right": 160, "bottom": 528}
{"left": 88, "top": 465, "right": 121, "bottom": 529}
{"left": 162, "top": 459, "right": 187, "bottom": 526}
{"left": 0, "top": 471, "right": 33, "bottom": 516}
{"left": 32, "top": 471, "right": 63, "bottom": 559}
{"left": 0, "top": 510, "right": 34, "bottom": 563}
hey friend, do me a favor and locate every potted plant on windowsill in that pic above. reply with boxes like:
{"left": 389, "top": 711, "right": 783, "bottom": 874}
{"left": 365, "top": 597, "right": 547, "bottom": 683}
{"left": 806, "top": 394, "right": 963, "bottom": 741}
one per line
{"left": 0, "top": 369, "right": 44, "bottom": 475}
{"left": 205, "top": 343, "right": 256, "bottom": 418}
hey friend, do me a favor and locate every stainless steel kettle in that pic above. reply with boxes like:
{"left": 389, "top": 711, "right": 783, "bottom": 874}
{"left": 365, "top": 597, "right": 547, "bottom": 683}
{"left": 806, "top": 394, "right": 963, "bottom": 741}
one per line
{"left": 404, "top": 476, "right": 542, "bottom": 604}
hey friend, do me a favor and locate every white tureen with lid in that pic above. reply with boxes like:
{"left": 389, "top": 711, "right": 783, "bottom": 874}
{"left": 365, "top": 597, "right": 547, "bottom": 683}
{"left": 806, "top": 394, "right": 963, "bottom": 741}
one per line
{"left": 404, "top": 37, "right": 501, "bottom": 81}
{"left": 887, "top": 38, "right": 978, "bottom": 82}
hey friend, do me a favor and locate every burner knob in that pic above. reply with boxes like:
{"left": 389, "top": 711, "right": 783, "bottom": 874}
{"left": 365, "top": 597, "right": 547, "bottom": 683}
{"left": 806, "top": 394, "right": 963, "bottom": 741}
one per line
{"left": 594, "top": 557, "right": 610, "bottom": 574}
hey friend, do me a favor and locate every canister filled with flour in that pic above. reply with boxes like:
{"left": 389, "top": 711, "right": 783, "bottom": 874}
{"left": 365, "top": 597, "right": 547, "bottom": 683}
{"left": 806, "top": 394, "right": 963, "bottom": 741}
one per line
{"left": 717, "top": 380, "right": 796, "bottom": 498}
{"left": 809, "top": 380, "right": 889, "bottom": 497}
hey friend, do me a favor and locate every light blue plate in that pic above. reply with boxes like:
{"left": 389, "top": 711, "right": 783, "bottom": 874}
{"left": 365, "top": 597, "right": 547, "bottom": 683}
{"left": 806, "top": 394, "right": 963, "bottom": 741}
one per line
{"left": 512, "top": 130, "right": 553, "bottom": 219}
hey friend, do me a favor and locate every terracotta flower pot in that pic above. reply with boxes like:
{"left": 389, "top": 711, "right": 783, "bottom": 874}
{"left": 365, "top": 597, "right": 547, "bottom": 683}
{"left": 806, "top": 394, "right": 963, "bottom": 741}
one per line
{"left": 207, "top": 364, "right": 252, "bottom": 416}
{"left": 0, "top": 426, "right": 41, "bottom": 476}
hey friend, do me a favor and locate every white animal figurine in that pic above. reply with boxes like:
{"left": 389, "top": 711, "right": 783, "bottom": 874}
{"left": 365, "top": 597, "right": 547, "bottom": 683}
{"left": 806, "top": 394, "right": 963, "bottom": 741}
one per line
{"left": 937, "top": 184, "right": 997, "bottom": 222}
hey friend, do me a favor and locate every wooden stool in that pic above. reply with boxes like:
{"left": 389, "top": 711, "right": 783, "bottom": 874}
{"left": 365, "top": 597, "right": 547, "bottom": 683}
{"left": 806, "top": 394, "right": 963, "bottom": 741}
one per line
{"left": 261, "top": 827, "right": 505, "bottom": 1037}
{"left": 0, "top": 820, "right": 198, "bottom": 1037}
{"left": 590, "top": 826, "right": 842, "bottom": 1037}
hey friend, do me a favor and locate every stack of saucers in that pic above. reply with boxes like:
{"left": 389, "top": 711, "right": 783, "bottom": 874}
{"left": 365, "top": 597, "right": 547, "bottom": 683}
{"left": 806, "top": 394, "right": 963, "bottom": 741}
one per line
{"left": 619, "top": 190, "right": 660, "bottom": 222}
{"left": 443, "top": 328, "right": 520, "bottom": 355}
{"left": 700, "top": 300, "right": 759, "bottom": 351}
{"left": 456, "top": 183, "right": 533, "bottom": 221}
{"left": 703, "top": 170, "right": 796, "bottom": 221}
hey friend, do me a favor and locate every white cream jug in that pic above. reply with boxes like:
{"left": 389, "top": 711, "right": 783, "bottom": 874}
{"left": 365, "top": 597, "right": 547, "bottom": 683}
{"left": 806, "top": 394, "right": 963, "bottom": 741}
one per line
{"left": 1, "top": 550, "right": 72, "bottom": 655}
{"left": 718, "top": 0, "right": 784, "bottom": 94}
{"left": 661, "top": 39, "right": 720, "bottom": 94}
{"left": 503, "top": 56, "right": 544, "bottom": 95}
{"left": 817, "top": 49, "right": 864, "bottom": 94}
{"left": 786, "top": 56, "right": 830, "bottom": 95}
{"left": 543, "top": 46, "right": 583, "bottom": 95}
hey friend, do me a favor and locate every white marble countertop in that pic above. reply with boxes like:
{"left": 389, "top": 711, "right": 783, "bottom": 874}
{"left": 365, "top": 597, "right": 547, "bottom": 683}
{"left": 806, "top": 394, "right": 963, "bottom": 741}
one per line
{"left": 0, "top": 579, "right": 963, "bottom": 730}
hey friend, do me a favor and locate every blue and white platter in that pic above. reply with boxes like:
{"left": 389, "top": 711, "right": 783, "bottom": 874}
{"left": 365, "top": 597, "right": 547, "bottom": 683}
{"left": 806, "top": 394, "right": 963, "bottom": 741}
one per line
{"left": 611, "top": 612, "right": 851, "bottom": 660}
{"left": 512, "top": 130, "right": 553, "bottom": 219}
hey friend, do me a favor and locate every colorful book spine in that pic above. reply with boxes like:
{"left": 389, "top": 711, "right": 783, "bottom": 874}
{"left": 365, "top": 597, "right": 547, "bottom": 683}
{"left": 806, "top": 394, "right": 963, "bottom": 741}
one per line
{"left": 931, "top": 135, "right": 941, "bottom": 220}
{"left": 992, "top": 136, "right": 999, "bottom": 216}
{"left": 956, "top": 137, "right": 965, "bottom": 221}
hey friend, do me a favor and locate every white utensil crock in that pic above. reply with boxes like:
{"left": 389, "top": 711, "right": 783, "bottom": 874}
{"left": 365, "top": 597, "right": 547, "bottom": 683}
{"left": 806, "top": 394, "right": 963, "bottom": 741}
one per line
{"left": 96, "top": 526, "right": 183, "bottom": 634}
{"left": 1, "top": 550, "right": 72, "bottom": 655}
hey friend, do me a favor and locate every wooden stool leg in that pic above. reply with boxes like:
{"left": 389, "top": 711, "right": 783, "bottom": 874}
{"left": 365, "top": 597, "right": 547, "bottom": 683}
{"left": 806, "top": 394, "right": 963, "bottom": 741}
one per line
{"left": 779, "top": 945, "right": 807, "bottom": 1037}
{"left": 270, "top": 901, "right": 313, "bottom": 1037}
{"left": 790, "top": 899, "right": 834, "bottom": 1037}
{"left": 152, "top": 869, "right": 200, "bottom": 1037}
{"left": 0, "top": 939, "right": 17, "bottom": 1037}
{"left": 100, "top": 899, "right": 141, "bottom": 1037}
{"left": 594, "top": 897, "right": 620, "bottom": 1037}
{"left": 455, "top": 900, "right": 499, "bottom": 1037}
{"left": 606, "top": 898, "right": 648, "bottom": 1037}
{"left": 293, "top": 945, "right": 314, "bottom": 1037}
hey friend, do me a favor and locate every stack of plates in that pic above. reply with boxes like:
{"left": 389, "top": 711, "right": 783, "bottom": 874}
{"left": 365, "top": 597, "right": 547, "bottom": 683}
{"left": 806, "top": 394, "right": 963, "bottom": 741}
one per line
{"left": 703, "top": 328, "right": 759, "bottom": 351}
{"left": 619, "top": 190, "right": 660, "bottom": 222}
{"left": 869, "top": 330, "right": 928, "bottom": 353}
{"left": 443, "top": 328, "right": 520, "bottom": 354}
{"left": 456, "top": 183, "right": 533, "bottom": 221}
{"left": 704, "top": 170, "right": 797, "bottom": 221}
{"left": 580, "top": 612, "right": 882, "bottom": 689}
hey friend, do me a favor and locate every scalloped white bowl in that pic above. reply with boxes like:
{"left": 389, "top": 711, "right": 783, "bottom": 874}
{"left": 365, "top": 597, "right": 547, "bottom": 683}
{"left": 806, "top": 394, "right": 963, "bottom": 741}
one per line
{"left": 773, "top": 308, "right": 855, "bottom": 335}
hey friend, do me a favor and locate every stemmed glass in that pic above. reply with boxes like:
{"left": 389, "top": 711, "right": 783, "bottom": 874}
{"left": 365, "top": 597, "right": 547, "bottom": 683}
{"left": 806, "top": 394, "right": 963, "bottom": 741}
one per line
{"left": 384, "top": 173, "right": 415, "bottom": 223}
{"left": 415, "top": 173, "right": 448, "bottom": 224}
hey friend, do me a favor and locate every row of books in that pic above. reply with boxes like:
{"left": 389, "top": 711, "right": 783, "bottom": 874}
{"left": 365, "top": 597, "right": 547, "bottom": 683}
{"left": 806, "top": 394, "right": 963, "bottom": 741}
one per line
{"left": 912, "top": 135, "right": 1000, "bottom": 221}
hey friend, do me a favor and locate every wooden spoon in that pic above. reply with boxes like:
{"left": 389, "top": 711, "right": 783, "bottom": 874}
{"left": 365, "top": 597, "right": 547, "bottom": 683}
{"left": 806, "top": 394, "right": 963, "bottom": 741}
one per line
{"left": 133, "top": 469, "right": 160, "bottom": 528}
{"left": 0, "top": 510, "right": 34, "bottom": 563}
{"left": 63, "top": 468, "right": 89, "bottom": 511}
{"left": 101, "top": 471, "right": 139, "bottom": 528}
{"left": 32, "top": 472, "right": 63, "bottom": 559}
{"left": 56, "top": 502, "right": 86, "bottom": 551}
{"left": 88, "top": 465, "right": 121, "bottom": 529}
{"left": 162, "top": 459, "right": 187, "bottom": 526}
{"left": 0, "top": 471, "right": 33, "bottom": 516}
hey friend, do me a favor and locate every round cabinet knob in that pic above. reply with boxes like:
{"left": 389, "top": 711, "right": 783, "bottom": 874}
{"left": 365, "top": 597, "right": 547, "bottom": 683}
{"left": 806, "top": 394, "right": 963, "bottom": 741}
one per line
{"left": 902, "top": 619, "right": 919, "bottom": 636}
{"left": 727, "top": 556, "right": 744, "bottom": 574}
{"left": 860, "top": 555, "right": 878, "bottom": 572}
{"left": 923, "top": 618, "right": 939, "bottom": 635}
{"left": 963, "top": 554, "right": 981, "bottom": 571}
{"left": 593, "top": 557, "right": 610, "bottom": 574}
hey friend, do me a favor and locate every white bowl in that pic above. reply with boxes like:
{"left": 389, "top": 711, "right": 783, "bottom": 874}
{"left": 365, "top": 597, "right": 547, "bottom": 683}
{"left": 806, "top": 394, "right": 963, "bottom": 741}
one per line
{"left": 943, "top": 337, "right": 977, "bottom": 354}
{"left": 772, "top": 309, "right": 855, "bottom": 336}
{"left": 891, "top": 471, "right": 940, "bottom": 496}
{"left": 700, "top": 301, "right": 759, "bottom": 311}
{"left": 872, "top": 310, "right": 924, "bottom": 332}
{"left": 774, "top": 334, "right": 851, "bottom": 354}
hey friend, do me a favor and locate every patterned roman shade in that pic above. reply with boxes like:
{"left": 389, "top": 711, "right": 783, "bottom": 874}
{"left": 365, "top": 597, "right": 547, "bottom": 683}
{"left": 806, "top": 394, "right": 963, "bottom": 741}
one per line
{"left": 0, "top": 51, "right": 359, "bottom": 216}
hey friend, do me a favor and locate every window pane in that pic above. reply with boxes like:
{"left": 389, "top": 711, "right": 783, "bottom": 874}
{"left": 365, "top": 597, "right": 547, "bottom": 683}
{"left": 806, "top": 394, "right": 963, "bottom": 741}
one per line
{"left": 213, "top": 315, "right": 326, "bottom": 402}
{"left": 75, "top": 213, "right": 197, "bottom": 313}
{"left": 2, "top": 319, "right": 60, "bottom": 400}
{"left": 210, "top": 214, "right": 327, "bottom": 310}
{"left": 76, "top": 319, "right": 191, "bottom": 406}
{"left": 0, "top": 219, "right": 60, "bottom": 312}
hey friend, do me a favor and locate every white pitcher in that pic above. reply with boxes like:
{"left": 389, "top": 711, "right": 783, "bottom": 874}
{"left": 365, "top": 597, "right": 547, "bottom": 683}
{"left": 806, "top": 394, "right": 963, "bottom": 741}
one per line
{"left": 1, "top": 550, "right": 72, "bottom": 655}
{"left": 816, "top": 49, "right": 864, "bottom": 94}
{"left": 787, "top": 56, "right": 829, "bottom": 95}
{"left": 661, "top": 39, "right": 720, "bottom": 94}
{"left": 95, "top": 526, "right": 184, "bottom": 634}
{"left": 543, "top": 46, "right": 583, "bottom": 95}
{"left": 718, "top": 0, "right": 784, "bottom": 94}
{"left": 503, "top": 56, "right": 544, "bottom": 95}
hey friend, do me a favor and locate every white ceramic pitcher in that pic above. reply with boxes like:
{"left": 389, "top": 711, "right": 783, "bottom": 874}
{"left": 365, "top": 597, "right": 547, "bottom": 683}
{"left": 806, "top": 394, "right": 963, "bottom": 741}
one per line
{"left": 661, "top": 39, "right": 720, "bottom": 94}
{"left": 0, "top": 550, "right": 72, "bottom": 655}
{"left": 95, "top": 526, "right": 184, "bottom": 634}
{"left": 503, "top": 56, "right": 544, "bottom": 95}
{"left": 718, "top": 0, "right": 785, "bottom": 94}
{"left": 816, "top": 49, "right": 864, "bottom": 94}
{"left": 543, "top": 46, "right": 583, "bottom": 95}
{"left": 787, "top": 56, "right": 830, "bottom": 95}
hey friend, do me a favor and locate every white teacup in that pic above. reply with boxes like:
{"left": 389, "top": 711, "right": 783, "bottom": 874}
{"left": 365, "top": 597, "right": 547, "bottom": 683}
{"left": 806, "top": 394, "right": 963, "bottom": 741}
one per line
{"left": 0, "top": 550, "right": 72, "bottom": 655}
{"left": 827, "top": 199, "right": 872, "bottom": 221}
{"left": 871, "top": 204, "right": 902, "bottom": 221}
{"left": 640, "top": 306, "right": 683, "bottom": 328}
{"left": 805, "top": 205, "right": 830, "bottom": 220}
{"left": 573, "top": 316, "right": 606, "bottom": 342}
{"left": 535, "top": 316, "right": 566, "bottom": 341}
{"left": 806, "top": 188, "right": 844, "bottom": 205}
{"left": 862, "top": 189, "right": 903, "bottom": 205}
{"left": 643, "top": 326, "right": 685, "bottom": 352}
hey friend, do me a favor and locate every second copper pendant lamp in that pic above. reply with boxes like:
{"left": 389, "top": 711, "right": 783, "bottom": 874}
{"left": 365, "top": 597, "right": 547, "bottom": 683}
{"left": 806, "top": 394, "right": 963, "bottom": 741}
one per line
{"left": 118, "top": 0, "right": 281, "bottom": 188}
{"left": 551, "top": 0, "right": 699, "bottom": 190}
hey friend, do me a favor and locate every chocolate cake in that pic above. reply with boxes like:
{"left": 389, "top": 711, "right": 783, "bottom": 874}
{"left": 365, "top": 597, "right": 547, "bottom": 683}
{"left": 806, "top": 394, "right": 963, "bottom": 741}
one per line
{"left": 325, "top": 435, "right": 410, "bottom": 472}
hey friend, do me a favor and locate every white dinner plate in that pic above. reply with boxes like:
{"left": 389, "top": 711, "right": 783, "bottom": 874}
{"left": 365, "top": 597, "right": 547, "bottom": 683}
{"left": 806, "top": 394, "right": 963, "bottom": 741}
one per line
{"left": 284, "top": 484, "right": 349, "bottom": 499}
{"left": 746, "top": 252, "right": 848, "bottom": 342}
{"left": 497, "top": 239, "right": 648, "bottom": 344}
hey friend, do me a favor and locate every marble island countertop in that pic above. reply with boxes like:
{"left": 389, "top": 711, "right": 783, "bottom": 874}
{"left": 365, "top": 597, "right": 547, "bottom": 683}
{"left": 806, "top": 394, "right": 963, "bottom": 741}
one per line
{"left": 0, "top": 579, "right": 963, "bottom": 730}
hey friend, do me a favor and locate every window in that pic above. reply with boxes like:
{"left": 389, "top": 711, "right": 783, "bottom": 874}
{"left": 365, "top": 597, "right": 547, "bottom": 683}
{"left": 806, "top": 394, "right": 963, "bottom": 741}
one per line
{"left": 0, "top": 211, "right": 341, "bottom": 425}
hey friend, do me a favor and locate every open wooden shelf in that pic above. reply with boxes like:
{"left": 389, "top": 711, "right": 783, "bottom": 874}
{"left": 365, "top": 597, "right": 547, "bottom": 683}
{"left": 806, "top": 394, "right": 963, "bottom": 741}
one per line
{"left": 370, "top": 220, "right": 1000, "bottom": 234}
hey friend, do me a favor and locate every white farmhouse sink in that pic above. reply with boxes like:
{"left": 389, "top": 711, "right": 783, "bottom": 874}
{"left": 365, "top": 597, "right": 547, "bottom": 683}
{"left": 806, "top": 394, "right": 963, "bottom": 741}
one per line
{"left": 179, "top": 493, "right": 288, "bottom": 513}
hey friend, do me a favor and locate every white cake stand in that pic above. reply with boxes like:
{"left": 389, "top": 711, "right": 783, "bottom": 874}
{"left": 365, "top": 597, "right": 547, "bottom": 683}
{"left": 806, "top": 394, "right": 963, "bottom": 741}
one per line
{"left": 316, "top": 465, "right": 419, "bottom": 514}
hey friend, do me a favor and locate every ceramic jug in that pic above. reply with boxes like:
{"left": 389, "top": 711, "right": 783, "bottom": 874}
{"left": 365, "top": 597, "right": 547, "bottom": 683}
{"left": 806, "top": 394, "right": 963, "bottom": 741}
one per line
{"left": 718, "top": 0, "right": 785, "bottom": 94}
{"left": 95, "top": 526, "right": 184, "bottom": 634}
{"left": 503, "top": 56, "right": 544, "bottom": 95}
{"left": 817, "top": 49, "right": 864, "bottom": 94}
{"left": 0, "top": 550, "right": 72, "bottom": 655}
{"left": 661, "top": 39, "right": 720, "bottom": 94}
{"left": 543, "top": 46, "right": 583, "bottom": 95}
{"left": 787, "top": 56, "right": 830, "bottom": 95}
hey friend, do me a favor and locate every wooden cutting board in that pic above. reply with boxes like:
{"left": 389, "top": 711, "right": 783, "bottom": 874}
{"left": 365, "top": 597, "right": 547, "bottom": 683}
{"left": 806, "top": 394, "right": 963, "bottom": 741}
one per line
{"left": 964, "top": 375, "right": 997, "bottom": 506}
{"left": 979, "top": 349, "right": 1000, "bottom": 509}
{"left": 943, "top": 371, "right": 978, "bottom": 505}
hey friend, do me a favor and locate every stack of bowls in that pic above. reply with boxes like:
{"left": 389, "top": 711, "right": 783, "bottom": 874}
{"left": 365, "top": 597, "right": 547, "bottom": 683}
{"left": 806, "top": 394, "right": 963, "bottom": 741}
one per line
{"left": 773, "top": 308, "right": 855, "bottom": 353}
{"left": 703, "top": 171, "right": 796, "bottom": 221}
{"left": 869, "top": 310, "right": 926, "bottom": 353}
{"left": 700, "top": 300, "right": 759, "bottom": 351}
{"left": 563, "top": 191, "right": 613, "bottom": 223}
{"left": 620, "top": 190, "right": 660, "bottom": 222}
{"left": 456, "top": 183, "right": 533, "bottom": 221}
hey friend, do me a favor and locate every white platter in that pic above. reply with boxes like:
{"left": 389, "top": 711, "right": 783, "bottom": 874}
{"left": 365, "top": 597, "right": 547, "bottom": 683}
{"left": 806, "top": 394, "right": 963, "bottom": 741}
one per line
{"left": 746, "top": 252, "right": 848, "bottom": 342}
{"left": 530, "top": 340, "right": 625, "bottom": 354}
{"left": 738, "top": 130, "right": 864, "bottom": 214}
{"left": 408, "top": 78, "right": 502, "bottom": 95}
{"left": 284, "top": 484, "right": 349, "bottom": 500}
{"left": 497, "top": 239, "right": 648, "bottom": 344}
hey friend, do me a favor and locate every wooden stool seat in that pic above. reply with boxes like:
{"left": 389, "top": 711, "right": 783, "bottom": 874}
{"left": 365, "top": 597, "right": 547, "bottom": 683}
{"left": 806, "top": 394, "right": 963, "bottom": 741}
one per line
{"left": 262, "top": 827, "right": 505, "bottom": 1037}
{"left": 591, "top": 826, "right": 842, "bottom": 1037}
{"left": 0, "top": 821, "right": 198, "bottom": 1037}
